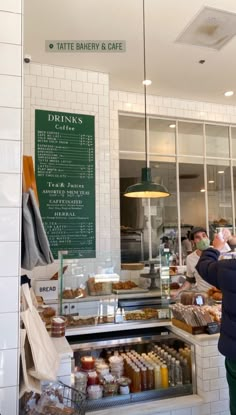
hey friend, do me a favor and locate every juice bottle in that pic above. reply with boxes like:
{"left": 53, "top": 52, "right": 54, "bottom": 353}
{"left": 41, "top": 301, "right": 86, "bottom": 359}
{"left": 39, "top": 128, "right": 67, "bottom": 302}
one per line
{"left": 154, "top": 364, "right": 161, "bottom": 389}
{"left": 133, "top": 368, "right": 141, "bottom": 393}
{"left": 161, "top": 364, "right": 169, "bottom": 388}
{"left": 147, "top": 365, "right": 154, "bottom": 390}
{"left": 141, "top": 367, "right": 147, "bottom": 391}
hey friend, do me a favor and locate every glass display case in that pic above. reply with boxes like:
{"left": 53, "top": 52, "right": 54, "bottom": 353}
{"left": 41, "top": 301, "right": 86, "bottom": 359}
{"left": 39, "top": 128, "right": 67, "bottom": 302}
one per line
{"left": 58, "top": 249, "right": 174, "bottom": 331}
{"left": 69, "top": 326, "right": 196, "bottom": 411}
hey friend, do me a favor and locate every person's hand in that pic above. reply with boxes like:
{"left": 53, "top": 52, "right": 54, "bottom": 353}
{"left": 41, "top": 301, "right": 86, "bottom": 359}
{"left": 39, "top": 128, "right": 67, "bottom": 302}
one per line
{"left": 170, "top": 289, "right": 181, "bottom": 299}
{"left": 221, "top": 228, "right": 231, "bottom": 241}
{"left": 213, "top": 230, "right": 230, "bottom": 251}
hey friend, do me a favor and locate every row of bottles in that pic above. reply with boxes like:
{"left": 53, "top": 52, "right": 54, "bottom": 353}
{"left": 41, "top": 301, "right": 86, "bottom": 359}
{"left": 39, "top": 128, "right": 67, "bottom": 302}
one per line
{"left": 99, "top": 343, "right": 192, "bottom": 392}
{"left": 153, "top": 344, "right": 192, "bottom": 385}
{"left": 121, "top": 350, "right": 169, "bottom": 392}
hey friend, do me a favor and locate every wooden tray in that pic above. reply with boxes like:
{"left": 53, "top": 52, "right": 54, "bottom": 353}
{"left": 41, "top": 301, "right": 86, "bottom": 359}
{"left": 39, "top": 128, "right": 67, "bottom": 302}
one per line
{"left": 172, "top": 318, "right": 206, "bottom": 335}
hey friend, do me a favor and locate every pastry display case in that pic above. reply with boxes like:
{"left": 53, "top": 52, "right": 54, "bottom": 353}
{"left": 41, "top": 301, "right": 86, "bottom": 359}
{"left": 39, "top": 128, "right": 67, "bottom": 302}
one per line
{"left": 57, "top": 249, "right": 173, "bottom": 332}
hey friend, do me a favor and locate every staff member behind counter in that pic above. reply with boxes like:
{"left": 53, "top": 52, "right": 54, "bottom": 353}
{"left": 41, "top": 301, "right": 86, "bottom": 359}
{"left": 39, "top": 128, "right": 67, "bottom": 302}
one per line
{"left": 172, "top": 227, "right": 214, "bottom": 297}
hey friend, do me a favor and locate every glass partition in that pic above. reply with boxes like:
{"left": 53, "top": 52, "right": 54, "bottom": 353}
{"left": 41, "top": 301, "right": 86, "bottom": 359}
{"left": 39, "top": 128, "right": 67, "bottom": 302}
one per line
{"left": 178, "top": 122, "right": 203, "bottom": 156}
{"left": 207, "top": 160, "right": 233, "bottom": 240}
{"left": 119, "top": 115, "right": 145, "bottom": 154}
{"left": 149, "top": 118, "right": 176, "bottom": 155}
{"left": 179, "top": 158, "right": 206, "bottom": 263}
{"left": 231, "top": 127, "right": 236, "bottom": 158}
{"left": 206, "top": 124, "right": 229, "bottom": 158}
{"left": 149, "top": 157, "right": 177, "bottom": 258}
{"left": 119, "top": 115, "right": 236, "bottom": 264}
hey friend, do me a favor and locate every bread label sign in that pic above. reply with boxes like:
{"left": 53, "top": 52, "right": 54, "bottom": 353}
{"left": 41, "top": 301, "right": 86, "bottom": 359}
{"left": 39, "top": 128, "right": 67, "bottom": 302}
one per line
{"left": 34, "top": 280, "right": 58, "bottom": 300}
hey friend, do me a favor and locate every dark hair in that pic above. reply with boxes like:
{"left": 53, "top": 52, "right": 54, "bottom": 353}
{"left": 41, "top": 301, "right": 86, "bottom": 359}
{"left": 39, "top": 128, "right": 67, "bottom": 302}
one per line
{"left": 190, "top": 227, "right": 207, "bottom": 240}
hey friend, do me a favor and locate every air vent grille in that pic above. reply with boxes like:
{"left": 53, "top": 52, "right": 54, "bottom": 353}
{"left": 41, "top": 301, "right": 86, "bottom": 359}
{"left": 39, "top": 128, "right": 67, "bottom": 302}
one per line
{"left": 176, "top": 7, "right": 236, "bottom": 50}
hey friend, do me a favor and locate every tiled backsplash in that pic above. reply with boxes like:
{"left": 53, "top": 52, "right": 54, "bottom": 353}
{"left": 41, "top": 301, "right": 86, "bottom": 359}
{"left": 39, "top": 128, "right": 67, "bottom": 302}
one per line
{"left": 0, "top": 2, "right": 22, "bottom": 415}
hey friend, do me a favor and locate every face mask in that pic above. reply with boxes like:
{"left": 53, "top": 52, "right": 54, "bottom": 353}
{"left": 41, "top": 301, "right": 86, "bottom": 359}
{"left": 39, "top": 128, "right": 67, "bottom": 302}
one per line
{"left": 196, "top": 238, "right": 210, "bottom": 251}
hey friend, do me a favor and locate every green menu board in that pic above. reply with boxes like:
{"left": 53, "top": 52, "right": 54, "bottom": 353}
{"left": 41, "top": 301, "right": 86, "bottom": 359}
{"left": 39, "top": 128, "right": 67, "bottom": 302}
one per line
{"left": 35, "top": 109, "right": 95, "bottom": 258}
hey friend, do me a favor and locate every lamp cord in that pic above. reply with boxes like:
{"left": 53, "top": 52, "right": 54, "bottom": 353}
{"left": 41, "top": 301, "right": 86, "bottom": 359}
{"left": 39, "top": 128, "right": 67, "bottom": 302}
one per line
{"left": 143, "top": 0, "right": 148, "bottom": 168}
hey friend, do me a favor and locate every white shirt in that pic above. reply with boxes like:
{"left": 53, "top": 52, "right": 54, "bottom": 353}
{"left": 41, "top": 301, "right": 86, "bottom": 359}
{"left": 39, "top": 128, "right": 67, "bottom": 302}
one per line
{"left": 186, "top": 250, "right": 213, "bottom": 292}
{"left": 182, "top": 239, "right": 192, "bottom": 256}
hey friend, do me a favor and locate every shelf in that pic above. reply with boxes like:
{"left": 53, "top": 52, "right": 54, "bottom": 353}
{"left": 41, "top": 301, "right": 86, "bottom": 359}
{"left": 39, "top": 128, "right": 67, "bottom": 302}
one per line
{"left": 44, "top": 289, "right": 163, "bottom": 305}
{"left": 65, "top": 320, "right": 172, "bottom": 336}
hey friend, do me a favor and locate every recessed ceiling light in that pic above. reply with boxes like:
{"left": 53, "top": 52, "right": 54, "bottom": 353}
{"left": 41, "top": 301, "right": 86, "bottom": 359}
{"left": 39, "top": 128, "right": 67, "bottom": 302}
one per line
{"left": 143, "top": 79, "right": 152, "bottom": 86}
{"left": 169, "top": 124, "right": 176, "bottom": 129}
{"left": 208, "top": 180, "right": 215, "bottom": 183}
{"left": 199, "top": 111, "right": 205, "bottom": 117}
{"left": 218, "top": 170, "right": 224, "bottom": 174}
{"left": 200, "top": 189, "right": 206, "bottom": 192}
{"left": 224, "top": 91, "right": 234, "bottom": 97}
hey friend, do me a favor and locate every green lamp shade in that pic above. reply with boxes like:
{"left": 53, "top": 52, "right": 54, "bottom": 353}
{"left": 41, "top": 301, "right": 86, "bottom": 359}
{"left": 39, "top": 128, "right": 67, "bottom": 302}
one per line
{"left": 123, "top": 167, "right": 170, "bottom": 198}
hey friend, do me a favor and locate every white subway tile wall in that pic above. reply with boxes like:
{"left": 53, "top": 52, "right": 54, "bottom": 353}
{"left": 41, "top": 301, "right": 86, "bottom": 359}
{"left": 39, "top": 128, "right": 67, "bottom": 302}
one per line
{"left": 0, "top": 3, "right": 22, "bottom": 415}
{"left": 24, "top": 63, "right": 111, "bottom": 274}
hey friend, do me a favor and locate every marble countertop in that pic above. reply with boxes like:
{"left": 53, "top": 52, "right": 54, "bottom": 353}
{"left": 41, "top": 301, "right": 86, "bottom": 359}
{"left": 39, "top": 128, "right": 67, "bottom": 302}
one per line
{"left": 169, "top": 324, "right": 219, "bottom": 345}
{"left": 65, "top": 319, "right": 220, "bottom": 345}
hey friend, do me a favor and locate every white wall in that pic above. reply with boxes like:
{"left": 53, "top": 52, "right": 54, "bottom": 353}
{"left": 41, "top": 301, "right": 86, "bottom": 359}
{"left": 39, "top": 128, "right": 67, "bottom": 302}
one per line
{"left": 23, "top": 63, "right": 113, "bottom": 279}
{"left": 0, "top": 1, "right": 22, "bottom": 414}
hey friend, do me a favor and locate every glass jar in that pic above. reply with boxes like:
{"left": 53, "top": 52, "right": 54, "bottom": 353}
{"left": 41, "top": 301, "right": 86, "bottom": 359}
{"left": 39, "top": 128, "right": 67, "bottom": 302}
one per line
{"left": 118, "top": 377, "right": 131, "bottom": 395}
{"left": 103, "top": 382, "right": 118, "bottom": 397}
{"left": 87, "top": 371, "right": 99, "bottom": 386}
{"left": 51, "top": 316, "right": 66, "bottom": 337}
{"left": 81, "top": 356, "right": 95, "bottom": 371}
{"left": 74, "top": 371, "right": 87, "bottom": 393}
{"left": 87, "top": 385, "right": 103, "bottom": 400}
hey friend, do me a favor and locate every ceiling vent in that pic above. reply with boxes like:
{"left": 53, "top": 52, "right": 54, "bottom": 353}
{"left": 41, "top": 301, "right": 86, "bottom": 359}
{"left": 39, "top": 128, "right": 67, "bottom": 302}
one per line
{"left": 176, "top": 7, "right": 236, "bottom": 50}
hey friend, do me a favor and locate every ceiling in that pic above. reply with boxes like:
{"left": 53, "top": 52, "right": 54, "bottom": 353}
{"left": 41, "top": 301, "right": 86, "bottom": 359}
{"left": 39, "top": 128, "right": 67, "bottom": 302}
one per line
{"left": 24, "top": 0, "right": 236, "bottom": 105}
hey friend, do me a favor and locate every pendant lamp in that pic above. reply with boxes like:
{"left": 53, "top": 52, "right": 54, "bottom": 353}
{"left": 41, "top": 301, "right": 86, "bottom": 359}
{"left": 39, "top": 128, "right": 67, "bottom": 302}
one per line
{"left": 124, "top": 0, "right": 170, "bottom": 199}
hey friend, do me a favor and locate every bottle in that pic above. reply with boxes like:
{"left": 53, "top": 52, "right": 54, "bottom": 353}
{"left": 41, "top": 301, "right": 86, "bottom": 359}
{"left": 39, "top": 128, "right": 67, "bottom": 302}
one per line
{"left": 129, "top": 364, "right": 135, "bottom": 392}
{"left": 169, "top": 357, "right": 176, "bottom": 387}
{"left": 140, "top": 367, "right": 147, "bottom": 391}
{"left": 115, "top": 308, "right": 123, "bottom": 323}
{"left": 166, "top": 355, "right": 172, "bottom": 379}
{"left": 154, "top": 364, "right": 162, "bottom": 389}
{"left": 175, "top": 360, "right": 183, "bottom": 385}
{"left": 161, "top": 364, "right": 169, "bottom": 388}
{"left": 133, "top": 368, "right": 141, "bottom": 392}
{"left": 182, "top": 358, "right": 191, "bottom": 384}
{"left": 147, "top": 365, "right": 154, "bottom": 390}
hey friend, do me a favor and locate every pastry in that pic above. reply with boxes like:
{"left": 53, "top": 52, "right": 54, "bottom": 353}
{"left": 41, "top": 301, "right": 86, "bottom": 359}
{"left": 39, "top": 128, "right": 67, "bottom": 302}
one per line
{"left": 112, "top": 281, "right": 138, "bottom": 290}
{"left": 42, "top": 307, "right": 56, "bottom": 318}
{"left": 212, "top": 292, "right": 223, "bottom": 301}
{"left": 62, "top": 289, "right": 74, "bottom": 299}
